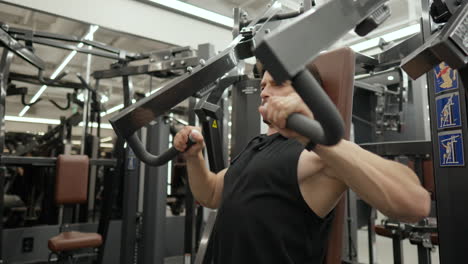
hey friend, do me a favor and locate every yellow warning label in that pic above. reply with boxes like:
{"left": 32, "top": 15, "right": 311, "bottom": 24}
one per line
{"left": 212, "top": 120, "right": 218, "bottom": 128}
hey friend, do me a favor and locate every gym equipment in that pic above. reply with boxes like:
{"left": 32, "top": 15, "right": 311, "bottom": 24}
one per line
{"left": 47, "top": 155, "right": 103, "bottom": 263}
{"left": 361, "top": 140, "right": 436, "bottom": 264}
{"left": 109, "top": 0, "right": 391, "bottom": 167}
{"left": 399, "top": 0, "right": 467, "bottom": 262}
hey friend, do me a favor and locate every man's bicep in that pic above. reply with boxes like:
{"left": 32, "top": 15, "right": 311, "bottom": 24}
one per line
{"left": 209, "top": 168, "right": 227, "bottom": 209}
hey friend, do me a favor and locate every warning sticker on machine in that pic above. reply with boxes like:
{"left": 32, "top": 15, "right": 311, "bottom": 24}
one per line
{"left": 434, "top": 62, "right": 458, "bottom": 93}
{"left": 435, "top": 92, "right": 462, "bottom": 129}
{"left": 438, "top": 130, "right": 465, "bottom": 167}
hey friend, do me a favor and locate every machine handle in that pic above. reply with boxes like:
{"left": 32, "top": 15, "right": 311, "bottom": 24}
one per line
{"left": 127, "top": 133, "right": 196, "bottom": 167}
{"left": 286, "top": 69, "right": 344, "bottom": 147}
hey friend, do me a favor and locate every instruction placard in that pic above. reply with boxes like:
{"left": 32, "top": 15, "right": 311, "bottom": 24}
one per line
{"left": 438, "top": 130, "right": 465, "bottom": 167}
{"left": 434, "top": 62, "right": 459, "bottom": 93}
{"left": 436, "top": 92, "right": 462, "bottom": 129}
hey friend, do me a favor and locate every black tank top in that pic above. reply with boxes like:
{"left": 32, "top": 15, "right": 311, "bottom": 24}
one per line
{"left": 212, "top": 133, "right": 334, "bottom": 264}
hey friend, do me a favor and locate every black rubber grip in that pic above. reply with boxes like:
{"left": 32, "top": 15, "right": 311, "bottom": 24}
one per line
{"left": 127, "top": 133, "right": 196, "bottom": 167}
{"left": 286, "top": 69, "right": 344, "bottom": 148}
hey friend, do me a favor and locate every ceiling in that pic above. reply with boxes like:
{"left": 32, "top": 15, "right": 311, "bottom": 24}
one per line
{"left": 0, "top": 0, "right": 422, "bottom": 139}
{"left": 0, "top": 2, "right": 175, "bottom": 139}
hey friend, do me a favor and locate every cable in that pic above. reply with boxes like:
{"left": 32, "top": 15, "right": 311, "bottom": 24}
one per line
{"left": 352, "top": 115, "right": 375, "bottom": 127}
{"left": 21, "top": 93, "right": 42, "bottom": 107}
{"left": 48, "top": 94, "right": 72, "bottom": 110}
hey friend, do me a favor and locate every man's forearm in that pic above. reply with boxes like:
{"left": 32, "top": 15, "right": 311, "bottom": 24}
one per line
{"left": 314, "top": 140, "right": 430, "bottom": 222}
{"left": 186, "top": 152, "right": 218, "bottom": 208}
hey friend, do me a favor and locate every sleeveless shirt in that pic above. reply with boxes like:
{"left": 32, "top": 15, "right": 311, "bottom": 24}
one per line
{"left": 212, "top": 133, "right": 334, "bottom": 264}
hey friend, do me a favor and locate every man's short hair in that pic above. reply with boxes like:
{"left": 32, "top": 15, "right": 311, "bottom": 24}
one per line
{"left": 254, "top": 61, "right": 323, "bottom": 85}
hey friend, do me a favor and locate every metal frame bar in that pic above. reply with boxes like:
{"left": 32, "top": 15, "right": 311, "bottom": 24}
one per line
{"left": 359, "top": 141, "right": 432, "bottom": 156}
{"left": 401, "top": 2, "right": 468, "bottom": 79}
{"left": 0, "top": 156, "right": 116, "bottom": 166}
{"left": 392, "top": 237, "right": 404, "bottom": 264}
{"left": 8, "top": 72, "right": 84, "bottom": 89}
{"left": 417, "top": 244, "right": 432, "bottom": 264}
{"left": 7, "top": 26, "right": 136, "bottom": 60}
{"left": 109, "top": 45, "right": 239, "bottom": 139}
{"left": 0, "top": 26, "right": 44, "bottom": 69}
{"left": 0, "top": 49, "right": 13, "bottom": 264}
{"left": 230, "top": 78, "right": 262, "bottom": 158}
{"left": 13, "top": 36, "right": 127, "bottom": 61}
{"left": 119, "top": 75, "right": 140, "bottom": 264}
{"left": 92, "top": 56, "right": 199, "bottom": 79}
{"left": 194, "top": 211, "right": 217, "bottom": 264}
{"left": 139, "top": 117, "right": 169, "bottom": 264}
{"left": 185, "top": 97, "right": 198, "bottom": 264}
{"left": 355, "top": 80, "right": 385, "bottom": 94}
{"left": 254, "top": 0, "right": 388, "bottom": 83}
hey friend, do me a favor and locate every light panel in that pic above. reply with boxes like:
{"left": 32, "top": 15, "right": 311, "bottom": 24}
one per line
{"left": 147, "top": 0, "right": 233, "bottom": 28}
{"left": 350, "top": 24, "right": 420, "bottom": 52}
{"left": 5, "top": 115, "right": 113, "bottom": 130}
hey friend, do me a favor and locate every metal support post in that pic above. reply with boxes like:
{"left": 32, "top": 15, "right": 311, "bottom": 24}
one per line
{"left": 230, "top": 80, "right": 261, "bottom": 158}
{"left": 0, "top": 50, "right": 13, "bottom": 263}
{"left": 392, "top": 237, "right": 404, "bottom": 264}
{"left": 367, "top": 209, "right": 377, "bottom": 264}
{"left": 81, "top": 43, "right": 93, "bottom": 222}
{"left": 185, "top": 97, "right": 198, "bottom": 264}
{"left": 139, "top": 117, "right": 170, "bottom": 264}
{"left": 120, "top": 75, "right": 140, "bottom": 264}
{"left": 417, "top": 244, "right": 431, "bottom": 264}
{"left": 419, "top": 1, "right": 468, "bottom": 263}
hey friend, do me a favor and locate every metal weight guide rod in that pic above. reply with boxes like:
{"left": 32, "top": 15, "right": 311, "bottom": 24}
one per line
{"left": 109, "top": 0, "right": 392, "bottom": 168}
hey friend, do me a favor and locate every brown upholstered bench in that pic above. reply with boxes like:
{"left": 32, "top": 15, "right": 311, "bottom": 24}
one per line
{"left": 47, "top": 155, "right": 102, "bottom": 263}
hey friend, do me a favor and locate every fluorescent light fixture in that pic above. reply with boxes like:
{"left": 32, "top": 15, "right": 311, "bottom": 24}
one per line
{"left": 77, "top": 92, "right": 109, "bottom": 103}
{"left": 100, "top": 136, "right": 113, "bottom": 143}
{"left": 72, "top": 140, "right": 114, "bottom": 148}
{"left": 18, "top": 25, "right": 99, "bottom": 117}
{"left": 145, "top": 86, "right": 163, "bottom": 96}
{"left": 6, "top": 115, "right": 60, "bottom": 125}
{"left": 350, "top": 24, "right": 420, "bottom": 52}
{"left": 18, "top": 106, "right": 30, "bottom": 117}
{"left": 387, "top": 76, "right": 395, "bottom": 81}
{"left": 5, "top": 115, "right": 113, "bottom": 129}
{"left": 100, "top": 94, "right": 109, "bottom": 103}
{"left": 147, "top": 0, "right": 233, "bottom": 28}
{"left": 50, "top": 50, "right": 77, "bottom": 79}
{"left": 101, "top": 104, "right": 124, "bottom": 117}
{"left": 79, "top": 122, "right": 113, "bottom": 129}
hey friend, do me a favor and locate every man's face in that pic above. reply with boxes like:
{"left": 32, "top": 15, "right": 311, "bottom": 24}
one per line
{"left": 259, "top": 71, "right": 295, "bottom": 125}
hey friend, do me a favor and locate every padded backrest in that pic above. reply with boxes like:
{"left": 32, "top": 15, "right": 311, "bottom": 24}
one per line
{"left": 55, "top": 155, "right": 89, "bottom": 204}
{"left": 309, "top": 47, "right": 355, "bottom": 264}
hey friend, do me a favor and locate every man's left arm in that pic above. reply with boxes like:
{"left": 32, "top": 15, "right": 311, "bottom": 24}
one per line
{"left": 260, "top": 93, "right": 431, "bottom": 223}
{"left": 314, "top": 140, "right": 431, "bottom": 223}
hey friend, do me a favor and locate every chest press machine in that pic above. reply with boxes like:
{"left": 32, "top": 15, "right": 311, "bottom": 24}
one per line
{"left": 107, "top": 1, "right": 392, "bottom": 264}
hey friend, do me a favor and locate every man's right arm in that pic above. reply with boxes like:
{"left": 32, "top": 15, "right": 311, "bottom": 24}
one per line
{"left": 186, "top": 153, "right": 226, "bottom": 209}
{"left": 174, "top": 126, "right": 226, "bottom": 209}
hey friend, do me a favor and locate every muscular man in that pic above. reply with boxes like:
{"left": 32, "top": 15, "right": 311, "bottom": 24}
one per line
{"left": 174, "top": 67, "right": 430, "bottom": 264}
